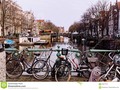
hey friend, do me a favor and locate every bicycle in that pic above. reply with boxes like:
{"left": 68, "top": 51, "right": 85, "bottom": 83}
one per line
{"left": 98, "top": 52, "right": 120, "bottom": 81}
{"left": 54, "top": 48, "right": 72, "bottom": 81}
{"left": 31, "top": 48, "right": 52, "bottom": 80}
{"left": 6, "top": 48, "right": 50, "bottom": 79}
{"left": 54, "top": 48, "right": 72, "bottom": 82}
{"left": 54, "top": 47, "right": 100, "bottom": 81}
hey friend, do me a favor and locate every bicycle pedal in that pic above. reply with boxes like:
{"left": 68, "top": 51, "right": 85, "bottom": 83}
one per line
{"left": 77, "top": 73, "right": 82, "bottom": 77}
{"left": 26, "top": 68, "right": 32, "bottom": 74}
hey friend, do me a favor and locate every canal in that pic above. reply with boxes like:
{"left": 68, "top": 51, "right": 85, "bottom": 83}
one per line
{"left": 7, "top": 37, "right": 87, "bottom": 81}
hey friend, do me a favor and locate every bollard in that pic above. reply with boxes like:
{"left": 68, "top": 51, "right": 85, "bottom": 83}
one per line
{"left": 82, "top": 38, "right": 86, "bottom": 52}
{"left": 0, "top": 43, "right": 6, "bottom": 81}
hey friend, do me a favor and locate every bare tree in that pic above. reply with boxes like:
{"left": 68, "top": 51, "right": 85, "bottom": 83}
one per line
{"left": 0, "top": 0, "right": 35, "bottom": 37}
{"left": 38, "top": 20, "right": 59, "bottom": 33}
{"left": 0, "top": 0, "right": 10, "bottom": 36}
{"left": 23, "top": 11, "right": 35, "bottom": 31}
{"left": 81, "top": 0, "right": 109, "bottom": 38}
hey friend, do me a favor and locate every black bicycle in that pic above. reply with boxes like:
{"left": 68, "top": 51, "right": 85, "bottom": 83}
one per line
{"left": 6, "top": 48, "right": 50, "bottom": 79}
{"left": 31, "top": 48, "right": 52, "bottom": 80}
{"left": 55, "top": 48, "right": 95, "bottom": 82}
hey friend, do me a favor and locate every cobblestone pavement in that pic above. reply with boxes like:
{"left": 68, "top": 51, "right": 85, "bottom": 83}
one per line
{"left": 7, "top": 75, "right": 88, "bottom": 82}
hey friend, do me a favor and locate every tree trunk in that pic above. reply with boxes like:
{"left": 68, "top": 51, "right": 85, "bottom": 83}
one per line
{"left": 2, "top": 16, "right": 5, "bottom": 36}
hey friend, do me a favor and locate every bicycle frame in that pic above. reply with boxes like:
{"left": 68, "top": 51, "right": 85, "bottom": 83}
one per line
{"left": 25, "top": 49, "right": 54, "bottom": 70}
{"left": 114, "top": 66, "right": 120, "bottom": 78}
{"left": 66, "top": 51, "right": 93, "bottom": 77}
{"left": 103, "top": 52, "right": 120, "bottom": 78}
{"left": 15, "top": 48, "right": 39, "bottom": 71}
{"left": 104, "top": 64, "right": 114, "bottom": 78}
{"left": 21, "top": 58, "right": 35, "bottom": 70}
{"left": 67, "top": 52, "right": 79, "bottom": 70}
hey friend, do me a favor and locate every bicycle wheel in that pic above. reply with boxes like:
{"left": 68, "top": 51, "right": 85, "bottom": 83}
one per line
{"left": 32, "top": 60, "right": 49, "bottom": 80}
{"left": 55, "top": 65, "right": 71, "bottom": 82}
{"left": 98, "top": 73, "right": 115, "bottom": 82}
{"left": 82, "top": 70, "right": 91, "bottom": 79}
{"left": 6, "top": 59, "right": 23, "bottom": 78}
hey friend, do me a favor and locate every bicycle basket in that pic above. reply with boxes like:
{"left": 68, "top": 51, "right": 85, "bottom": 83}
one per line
{"left": 113, "top": 54, "right": 120, "bottom": 66}
{"left": 61, "top": 48, "right": 68, "bottom": 55}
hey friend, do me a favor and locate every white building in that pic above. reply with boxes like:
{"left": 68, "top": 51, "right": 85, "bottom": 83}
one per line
{"left": 108, "top": 1, "right": 120, "bottom": 38}
{"left": 0, "top": 0, "right": 35, "bottom": 36}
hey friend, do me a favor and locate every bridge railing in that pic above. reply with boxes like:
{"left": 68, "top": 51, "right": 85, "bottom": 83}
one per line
{"left": 5, "top": 47, "right": 81, "bottom": 54}
{"left": 5, "top": 47, "right": 120, "bottom": 53}
{"left": 89, "top": 49, "right": 120, "bottom": 53}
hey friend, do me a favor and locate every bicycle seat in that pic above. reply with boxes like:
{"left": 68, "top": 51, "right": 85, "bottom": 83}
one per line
{"left": 34, "top": 53, "right": 40, "bottom": 56}
{"left": 6, "top": 51, "right": 12, "bottom": 55}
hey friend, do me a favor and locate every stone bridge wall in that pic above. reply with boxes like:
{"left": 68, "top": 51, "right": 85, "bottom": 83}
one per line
{"left": 0, "top": 51, "right": 6, "bottom": 81}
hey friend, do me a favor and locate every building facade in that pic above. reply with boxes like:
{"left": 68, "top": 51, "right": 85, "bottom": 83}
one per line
{"left": 108, "top": 1, "right": 120, "bottom": 38}
{"left": 0, "top": 0, "right": 35, "bottom": 36}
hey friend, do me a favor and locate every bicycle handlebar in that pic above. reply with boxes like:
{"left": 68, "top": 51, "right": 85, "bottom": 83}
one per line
{"left": 108, "top": 52, "right": 114, "bottom": 61}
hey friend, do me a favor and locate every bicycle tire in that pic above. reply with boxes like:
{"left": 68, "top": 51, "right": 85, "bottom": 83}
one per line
{"left": 98, "top": 73, "right": 114, "bottom": 82}
{"left": 98, "top": 74, "right": 109, "bottom": 81}
{"left": 55, "top": 65, "right": 71, "bottom": 82}
{"left": 6, "top": 59, "right": 23, "bottom": 78}
{"left": 32, "top": 60, "right": 49, "bottom": 80}
{"left": 82, "top": 70, "right": 91, "bottom": 79}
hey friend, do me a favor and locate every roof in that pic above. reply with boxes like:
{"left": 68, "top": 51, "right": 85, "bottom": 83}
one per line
{"left": 36, "top": 20, "right": 44, "bottom": 23}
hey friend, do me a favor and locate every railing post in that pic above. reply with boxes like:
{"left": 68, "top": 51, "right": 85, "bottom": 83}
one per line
{"left": 82, "top": 38, "right": 86, "bottom": 52}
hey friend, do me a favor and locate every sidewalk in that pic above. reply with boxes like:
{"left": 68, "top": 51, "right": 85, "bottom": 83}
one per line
{"left": 6, "top": 75, "right": 87, "bottom": 82}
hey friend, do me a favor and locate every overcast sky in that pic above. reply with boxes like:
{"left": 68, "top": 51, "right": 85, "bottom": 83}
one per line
{"left": 13, "top": 0, "right": 117, "bottom": 30}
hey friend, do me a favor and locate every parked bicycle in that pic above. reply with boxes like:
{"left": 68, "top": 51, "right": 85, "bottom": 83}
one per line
{"left": 53, "top": 48, "right": 72, "bottom": 81}
{"left": 6, "top": 48, "right": 51, "bottom": 79}
{"left": 98, "top": 52, "right": 120, "bottom": 81}
{"left": 31, "top": 48, "right": 52, "bottom": 80}
{"left": 54, "top": 47, "right": 95, "bottom": 81}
